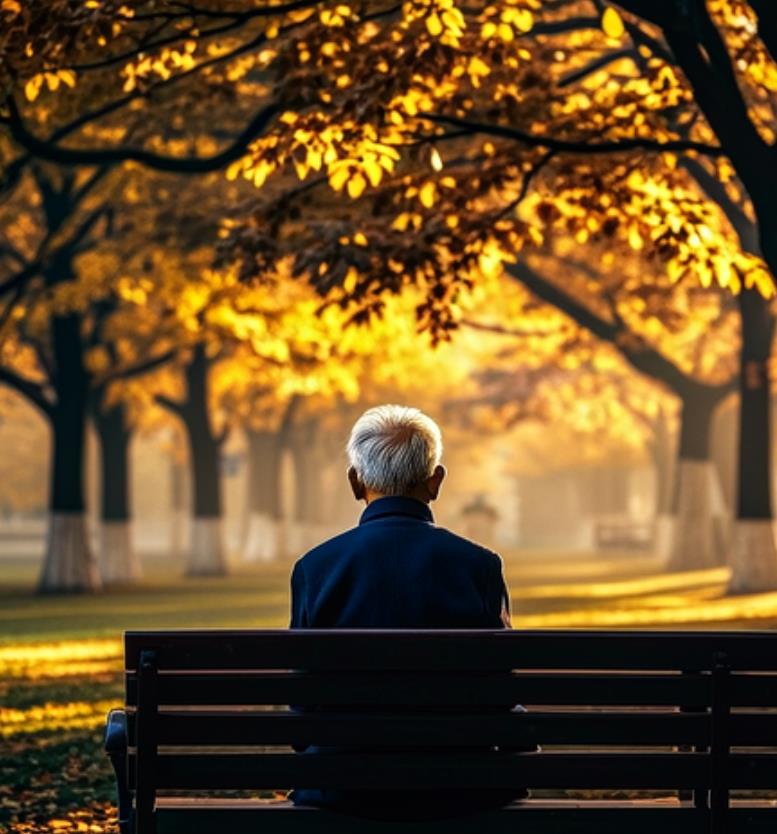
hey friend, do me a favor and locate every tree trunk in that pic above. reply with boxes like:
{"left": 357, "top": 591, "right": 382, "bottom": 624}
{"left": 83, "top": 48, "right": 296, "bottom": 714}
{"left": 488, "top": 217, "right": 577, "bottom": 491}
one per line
{"left": 666, "top": 388, "right": 727, "bottom": 572}
{"left": 728, "top": 289, "right": 777, "bottom": 592}
{"left": 289, "top": 425, "right": 324, "bottom": 555}
{"left": 94, "top": 400, "right": 141, "bottom": 585}
{"left": 37, "top": 314, "right": 100, "bottom": 593}
{"left": 243, "top": 428, "right": 284, "bottom": 562}
{"left": 182, "top": 345, "right": 227, "bottom": 576}
{"left": 169, "top": 445, "right": 188, "bottom": 559}
{"left": 649, "top": 409, "right": 676, "bottom": 560}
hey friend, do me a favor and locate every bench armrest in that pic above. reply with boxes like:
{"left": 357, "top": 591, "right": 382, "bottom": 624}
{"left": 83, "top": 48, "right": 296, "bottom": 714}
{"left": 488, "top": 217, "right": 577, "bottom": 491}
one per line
{"left": 104, "top": 709, "right": 132, "bottom": 834}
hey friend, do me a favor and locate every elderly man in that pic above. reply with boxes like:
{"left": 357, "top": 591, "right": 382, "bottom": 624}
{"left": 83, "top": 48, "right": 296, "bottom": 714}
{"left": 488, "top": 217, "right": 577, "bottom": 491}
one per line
{"left": 289, "top": 404, "right": 521, "bottom": 818}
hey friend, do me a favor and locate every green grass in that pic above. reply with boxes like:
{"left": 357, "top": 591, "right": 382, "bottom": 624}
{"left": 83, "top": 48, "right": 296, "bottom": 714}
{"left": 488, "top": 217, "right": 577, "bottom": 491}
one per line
{"left": 0, "top": 556, "right": 293, "bottom": 644}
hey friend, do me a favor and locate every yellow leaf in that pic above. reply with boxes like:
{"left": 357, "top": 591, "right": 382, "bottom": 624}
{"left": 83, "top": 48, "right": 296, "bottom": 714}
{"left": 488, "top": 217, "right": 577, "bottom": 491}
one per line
{"left": 481, "top": 21, "right": 496, "bottom": 39}
{"left": 24, "top": 76, "right": 40, "bottom": 101}
{"left": 58, "top": 68, "right": 77, "bottom": 88}
{"left": 343, "top": 266, "right": 359, "bottom": 293}
{"left": 497, "top": 22, "right": 513, "bottom": 42}
{"left": 225, "top": 159, "right": 244, "bottom": 181}
{"left": 601, "top": 7, "right": 625, "bottom": 39}
{"left": 513, "top": 9, "right": 533, "bottom": 34}
{"left": 293, "top": 158, "right": 309, "bottom": 180}
{"left": 419, "top": 181, "right": 436, "bottom": 208}
{"left": 363, "top": 158, "right": 383, "bottom": 187}
{"left": 329, "top": 164, "right": 351, "bottom": 192}
{"left": 347, "top": 172, "right": 366, "bottom": 198}
{"left": 426, "top": 13, "right": 443, "bottom": 37}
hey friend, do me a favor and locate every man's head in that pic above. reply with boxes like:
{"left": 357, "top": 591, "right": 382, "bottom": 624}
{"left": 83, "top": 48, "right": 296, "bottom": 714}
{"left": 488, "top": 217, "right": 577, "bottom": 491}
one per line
{"left": 346, "top": 405, "right": 446, "bottom": 504}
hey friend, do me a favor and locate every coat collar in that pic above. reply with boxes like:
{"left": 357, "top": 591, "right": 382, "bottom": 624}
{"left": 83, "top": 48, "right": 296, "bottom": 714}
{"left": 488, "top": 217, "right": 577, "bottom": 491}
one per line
{"left": 359, "top": 496, "right": 434, "bottom": 525}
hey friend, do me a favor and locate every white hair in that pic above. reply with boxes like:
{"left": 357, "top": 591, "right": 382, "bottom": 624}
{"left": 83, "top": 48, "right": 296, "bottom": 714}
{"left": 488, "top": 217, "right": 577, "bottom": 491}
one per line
{"left": 347, "top": 405, "right": 443, "bottom": 496}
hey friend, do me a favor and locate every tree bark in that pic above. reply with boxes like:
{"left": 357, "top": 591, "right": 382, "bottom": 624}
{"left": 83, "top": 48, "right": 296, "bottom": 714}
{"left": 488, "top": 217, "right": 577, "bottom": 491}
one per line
{"left": 728, "top": 289, "right": 777, "bottom": 592}
{"left": 169, "top": 448, "right": 189, "bottom": 559}
{"left": 648, "top": 409, "right": 676, "bottom": 560}
{"left": 289, "top": 423, "right": 325, "bottom": 555}
{"left": 93, "top": 400, "right": 141, "bottom": 585}
{"left": 181, "top": 345, "right": 228, "bottom": 576}
{"left": 37, "top": 313, "right": 100, "bottom": 593}
{"left": 666, "top": 387, "right": 727, "bottom": 572}
{"left": 243, "top": 427, "right": 284, "bottom": 562}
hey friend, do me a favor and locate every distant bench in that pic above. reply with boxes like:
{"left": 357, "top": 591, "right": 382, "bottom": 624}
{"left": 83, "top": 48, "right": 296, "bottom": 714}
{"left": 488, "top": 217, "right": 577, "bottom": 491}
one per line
{"left": 105, "top": 629, "right": 777, "bottom": 834}
{"left": 594, "top": 518, "right": 654, "bottom": 549}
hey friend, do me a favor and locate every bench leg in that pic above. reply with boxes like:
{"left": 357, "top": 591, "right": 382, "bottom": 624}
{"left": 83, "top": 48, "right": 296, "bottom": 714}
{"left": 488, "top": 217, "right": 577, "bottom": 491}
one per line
{"left": 104, "top": 709, "right": 133, "bottom": 834}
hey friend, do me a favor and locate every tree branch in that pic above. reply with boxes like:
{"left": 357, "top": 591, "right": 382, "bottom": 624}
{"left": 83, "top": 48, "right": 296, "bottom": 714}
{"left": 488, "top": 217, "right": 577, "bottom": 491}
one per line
{"left": 504, "top": 261, "right": 728, "bottom": 397}
{"left": 559, "top": 48, "right": 634, "bottom": 87}
{"left": 660, "top": 13, "right": 768, "bottom": 194}
{"left": 6, "top": 96, "right": 282, "bottom": 173}
{"left": 680, "top": 156, "right": 759, "bottom": 254}
{"left": 460, "top": 317, "right": 564, "bottom": 338}
{"left": 745, "top": 0, "right": 777, "bottom": 68}
{"left": 156, "top": 393, "right": 186, "bottom": 417}
{"left": 423, "top": 113, "right": 724, "bottom": 157}
{"left": 106, "top": 348, "right": 177, "bottom": 383}
{"left": 0, "top": 367, "right": 53, "bottom": 417}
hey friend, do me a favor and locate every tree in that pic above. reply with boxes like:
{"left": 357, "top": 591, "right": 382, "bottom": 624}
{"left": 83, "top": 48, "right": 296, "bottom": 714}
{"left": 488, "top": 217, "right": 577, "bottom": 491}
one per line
{"left": 4, "top": 0, "right": 777, "bottom": 589}
{"left": 0, "top": 166, "right": 111, "bottom": 592}
{"left": 0, "top": 162, "right": 178, "bottom": 590}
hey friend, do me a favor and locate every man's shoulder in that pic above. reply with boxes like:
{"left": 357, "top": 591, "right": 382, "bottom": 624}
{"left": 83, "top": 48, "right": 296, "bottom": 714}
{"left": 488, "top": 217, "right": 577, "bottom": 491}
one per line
{"left": 293, "top": 526, "right": 360, "bottom": 572}
{"left": 433, "top": 525, "right": 503, "bottom": 567}
{"left": 293, "top": 521, "right": 503, "bottom": 575}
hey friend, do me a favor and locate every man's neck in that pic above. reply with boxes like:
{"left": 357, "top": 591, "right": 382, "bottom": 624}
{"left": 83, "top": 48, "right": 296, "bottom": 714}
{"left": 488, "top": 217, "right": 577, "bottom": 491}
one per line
{"left": 365, "top": 491, "right": 430, "bottom": 506}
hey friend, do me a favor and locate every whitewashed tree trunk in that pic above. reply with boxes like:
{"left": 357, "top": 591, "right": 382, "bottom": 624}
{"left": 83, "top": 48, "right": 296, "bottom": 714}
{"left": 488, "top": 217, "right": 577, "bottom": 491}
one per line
{"left": 188, "top": 517, "right": 228, "bottom": 576}
{"left": 728, "top": 520, "right": 777, "bottom": 593}
{"left": 666, "top": 460, "right": 727, "bottom": 571}
{"left": 287, "top": 521, "right": 311, "bottom": 557}
{"left": 98, "top": 520, "right": 141, "bottom": 585}
{"left": 38, "top": 512, "right": 101, "bottom": 593}
{"left": 653, "top": 513, "right": 675, "bottom": 561}
{"left": 243, "top": 512, "right": 283, "bottom": 562}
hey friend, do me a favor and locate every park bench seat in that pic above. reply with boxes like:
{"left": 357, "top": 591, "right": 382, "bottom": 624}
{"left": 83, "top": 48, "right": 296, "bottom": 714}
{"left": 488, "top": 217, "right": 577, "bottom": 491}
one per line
{"left": 105, "top": 629, "right": 777, "bottom": 834}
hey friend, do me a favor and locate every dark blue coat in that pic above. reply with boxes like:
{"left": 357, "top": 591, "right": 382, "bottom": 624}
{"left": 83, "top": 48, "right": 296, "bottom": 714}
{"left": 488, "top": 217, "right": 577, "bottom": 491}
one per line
{"left": 290, "top": 496, "right": 510, "bottom": 630}
{"left": 289, "top": 496, "right": 519, "bottom": 818}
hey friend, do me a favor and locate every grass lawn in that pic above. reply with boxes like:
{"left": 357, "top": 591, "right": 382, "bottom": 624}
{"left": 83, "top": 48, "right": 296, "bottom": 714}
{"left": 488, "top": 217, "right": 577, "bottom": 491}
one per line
{"left": 3, "top": 548, "right": 777, "bottom": 833}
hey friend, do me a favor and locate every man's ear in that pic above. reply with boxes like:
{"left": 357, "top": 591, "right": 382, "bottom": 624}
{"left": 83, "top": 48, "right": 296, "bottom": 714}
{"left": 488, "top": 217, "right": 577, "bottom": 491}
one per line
{"left": 348, "top": 466, "right": 366, "bottom": 501}
{"left": 426, "top": 464, "right": 446, "bottom": 501}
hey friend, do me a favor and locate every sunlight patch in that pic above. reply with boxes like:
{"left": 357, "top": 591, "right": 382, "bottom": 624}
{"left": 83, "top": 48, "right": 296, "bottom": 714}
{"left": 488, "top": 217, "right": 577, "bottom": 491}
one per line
{"left": 0, "top": 639, "right": 122, "bottom": 679}
{"left": 0, "top": 699, "right": 117, "bottom": 737}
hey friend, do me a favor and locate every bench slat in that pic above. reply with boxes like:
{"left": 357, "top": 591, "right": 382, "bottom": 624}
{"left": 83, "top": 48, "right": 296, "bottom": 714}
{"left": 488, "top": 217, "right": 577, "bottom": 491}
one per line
{"left": 125, "top": 630, "right": 777, "bottom": 671}
{"left": 127, "top": 752, "right": 709, "bottom": 790}
{"left": 126, "top": 710, "right": 712, "bottom": 747}
{"left": 125, "top": 671, "right": 712, "bottom": 707}
{"left": 154, "top": 804, "right": 777, "bottom": 834}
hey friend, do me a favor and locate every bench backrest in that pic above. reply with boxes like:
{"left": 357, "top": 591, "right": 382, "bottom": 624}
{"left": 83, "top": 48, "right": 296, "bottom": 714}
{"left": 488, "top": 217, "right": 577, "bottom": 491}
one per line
{"left": 123, "top": 629, "right": 777, "bottom": 833}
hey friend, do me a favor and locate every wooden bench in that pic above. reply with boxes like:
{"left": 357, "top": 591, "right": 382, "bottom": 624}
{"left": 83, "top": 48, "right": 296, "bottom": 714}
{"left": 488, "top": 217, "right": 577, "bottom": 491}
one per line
{"left": 105, "top": 629, "right": 777, "bottom": 834}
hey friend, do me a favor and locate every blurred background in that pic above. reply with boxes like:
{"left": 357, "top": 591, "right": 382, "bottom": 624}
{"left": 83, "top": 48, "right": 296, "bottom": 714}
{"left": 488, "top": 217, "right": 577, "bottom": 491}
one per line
{"left": 4, "top": 0, "right": 777, "bottom": 825}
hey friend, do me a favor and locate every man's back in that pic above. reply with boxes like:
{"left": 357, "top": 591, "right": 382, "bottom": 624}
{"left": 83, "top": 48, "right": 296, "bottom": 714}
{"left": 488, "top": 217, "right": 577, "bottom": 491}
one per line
{"left": 289, "top": 495, "right": 517, "bottom": 819}
{"left": 290, "top": 496, "right": 509, "bottom": 630}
